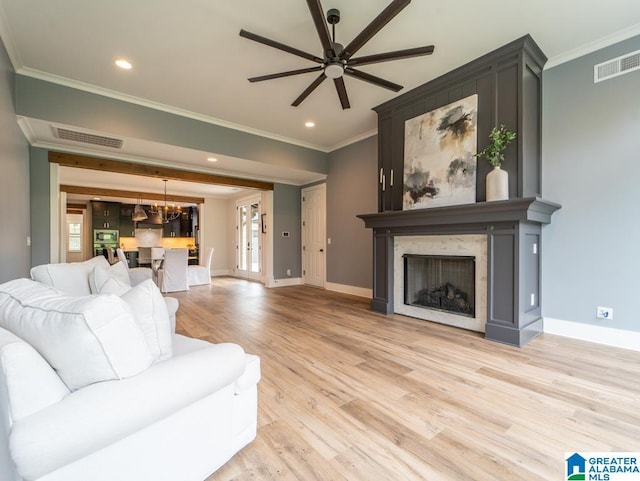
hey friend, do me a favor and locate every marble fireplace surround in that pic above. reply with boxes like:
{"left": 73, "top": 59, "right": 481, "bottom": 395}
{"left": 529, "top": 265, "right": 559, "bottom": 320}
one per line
{"left": 394, "top": 235, "right": 487, "bottom": 333}
{"left": 358, "top": 198, "right": 561, "bottom": 347}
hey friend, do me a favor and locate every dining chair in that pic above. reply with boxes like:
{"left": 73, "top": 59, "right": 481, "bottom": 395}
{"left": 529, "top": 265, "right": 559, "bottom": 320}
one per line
{"left": 116, "top": 248, "right": 152, "bottom": 285}
{"left": 137, "top": 247, "right": 152, "bottom": 267}
{"left": 102, "top": 247, "right": 116, "bottom": 265}
{"left": 157, "top": 248, "right": 190, "bottom": 293}
{"left": 187, "top": 247, "right": 214, "bottom": 286}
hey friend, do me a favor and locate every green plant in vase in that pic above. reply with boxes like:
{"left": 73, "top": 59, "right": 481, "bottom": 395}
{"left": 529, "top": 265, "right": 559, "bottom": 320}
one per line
{"left": 475, "top": 124, "right": 516, "bottom": 167}
{"left": 475, "top": 125, "right": 516, "bottom": 201}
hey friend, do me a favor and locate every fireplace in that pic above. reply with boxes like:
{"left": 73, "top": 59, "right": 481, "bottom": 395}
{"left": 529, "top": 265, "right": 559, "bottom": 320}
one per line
{"left": 404, "top": 254, "right": 475, "bottom": 318}
{"left": 357, "top": 37, "right": 560, "bottom": 346}
{"left": 394, "top": 234, "right": 487, "bottom": 333}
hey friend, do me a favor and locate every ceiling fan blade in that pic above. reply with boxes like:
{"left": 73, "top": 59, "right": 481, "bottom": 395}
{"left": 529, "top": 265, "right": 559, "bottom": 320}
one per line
{"left": 306, "top": 0, "right": 336, "bottom": 58}
{"left": 333, "top": 77, "right": 351, "bottom": 109}
{"left": 292, "top": 73, "right": 327, "bottom": 106}
{"left": 341, "top": 0, "right": 411, "bottom": 61}
{"left": 240, "top": 29, "right": 323, "bottom": 63}
{"left": 344, "top": 67, "right": 403, "bottom": 92}
{"left": 348, "top": 45, "right": 434, "bottom": 67}
{"left": 248, "top": 66, "right": 323, "bottom": 83}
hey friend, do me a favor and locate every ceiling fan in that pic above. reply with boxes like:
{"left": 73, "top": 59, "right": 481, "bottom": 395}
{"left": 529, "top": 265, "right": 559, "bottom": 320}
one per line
{"left": 239, "top": 0, "right": 434, "bottom": 109}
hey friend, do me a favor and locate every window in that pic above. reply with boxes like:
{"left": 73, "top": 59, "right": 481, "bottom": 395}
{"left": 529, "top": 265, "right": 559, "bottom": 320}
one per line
{"left": 67, "top": 214, "right": 83, "bottom": 253}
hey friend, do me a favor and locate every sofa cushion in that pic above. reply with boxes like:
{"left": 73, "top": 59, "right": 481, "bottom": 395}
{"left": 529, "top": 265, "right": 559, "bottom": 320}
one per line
{"left": 30, "top": 256, "right": 109, "bottom": 297}
{"left": 9, "top": 340, "right": 248, "bottom": 481}
{"left": 0, "top": 278, "right": 153, "bottom": 391}
{"left": 89, "top": 261, "right": 131, "bottom": 294}
{"left": 0, "top": 327, "right": 70, "bottom": 423}
{"left": 100, "top": 279, "right": 172, "bottom": 362}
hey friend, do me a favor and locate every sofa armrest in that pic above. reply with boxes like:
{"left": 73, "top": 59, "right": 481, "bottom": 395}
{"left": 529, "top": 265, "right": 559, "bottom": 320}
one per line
{"left": 163, "top": 297, "right": 179, "bottom": 333}
{"left": 0, "top": 328, "right": 69, "bottom": 424}
{"left": 10, "top": 342, "right": 246, "bottom": 481}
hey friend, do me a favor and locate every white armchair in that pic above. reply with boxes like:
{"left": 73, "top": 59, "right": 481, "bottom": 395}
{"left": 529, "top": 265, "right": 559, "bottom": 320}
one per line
{"left": 188, "top": 247, "right": 214, "bottom": 286}
{"left": 116, "top": 249, "right": 153, "bottom": 285}
{"left": 157, "top": 249, "right": 190, "bottom": 293}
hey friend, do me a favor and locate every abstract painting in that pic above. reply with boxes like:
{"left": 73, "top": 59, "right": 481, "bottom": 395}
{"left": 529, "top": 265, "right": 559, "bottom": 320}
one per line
{"left": 403, "top": 94, "right": 478, "bottom": 210}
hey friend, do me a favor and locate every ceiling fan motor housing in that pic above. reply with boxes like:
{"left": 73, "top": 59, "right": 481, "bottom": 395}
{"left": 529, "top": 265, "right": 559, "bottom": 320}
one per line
{"left": 326, "top": 8, "right": 340, "bottom": 25}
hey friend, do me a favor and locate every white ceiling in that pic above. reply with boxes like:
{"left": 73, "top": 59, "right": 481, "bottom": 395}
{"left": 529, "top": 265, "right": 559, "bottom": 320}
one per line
{"left": 1, "top": 0, "right": 640, "bottom": 198}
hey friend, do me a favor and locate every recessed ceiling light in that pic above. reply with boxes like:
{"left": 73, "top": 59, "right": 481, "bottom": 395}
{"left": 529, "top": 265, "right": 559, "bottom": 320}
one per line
{"left": 93, "top": 197, "right": 101, "bottom": 200}
{"left": 114, "top": 58, "right": 132, "bottom": 70}
{"left": 207, "top": 157, "right": 218, "bottom": 162}
{"left": 305, "top": 121, "right": 315, "bottom": 128}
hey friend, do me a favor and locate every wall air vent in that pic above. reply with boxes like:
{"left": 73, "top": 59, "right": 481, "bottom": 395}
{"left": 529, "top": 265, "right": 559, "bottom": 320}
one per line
{"left": 594, "top": 49, "right": 640, "bottom": 83}
{"left": 54, "top": 127, "right": 123, "bottom": 148}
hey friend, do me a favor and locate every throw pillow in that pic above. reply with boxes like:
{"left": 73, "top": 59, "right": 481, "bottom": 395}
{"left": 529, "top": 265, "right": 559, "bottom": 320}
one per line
{"left": 100, "top": 279, "right": 173, "bottom": 362}
{"left": 30, "top": 256, "right": 110, "bottom": 296}
{"left": 98, "top": 276, "right": 132, "bottom": 296}
{"left": 89, "top": 261, "right": 131, "bottom": 294}
{"left": 0, "top": 278, "right": 153, "bottom": 391}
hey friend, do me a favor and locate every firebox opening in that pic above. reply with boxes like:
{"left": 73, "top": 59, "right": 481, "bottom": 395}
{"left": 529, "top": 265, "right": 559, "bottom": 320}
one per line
{"left": 403, "top": 254, "right": 475, "bottom": 318}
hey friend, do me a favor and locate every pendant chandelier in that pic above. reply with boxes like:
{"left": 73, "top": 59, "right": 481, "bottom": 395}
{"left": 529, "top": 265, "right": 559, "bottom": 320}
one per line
{"left": 150, "top": 179, "right": 182, "bottom": 223}
{"left": 132, "top": 196, "right": 148, "bottom": 222}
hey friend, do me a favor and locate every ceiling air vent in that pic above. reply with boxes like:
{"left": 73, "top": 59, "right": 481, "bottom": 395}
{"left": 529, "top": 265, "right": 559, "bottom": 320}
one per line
{"left": 594, "top": 49, "right": 640, "bottom": 83}
{"left": 54, "top": 127, "right": 123, "bottom": 148}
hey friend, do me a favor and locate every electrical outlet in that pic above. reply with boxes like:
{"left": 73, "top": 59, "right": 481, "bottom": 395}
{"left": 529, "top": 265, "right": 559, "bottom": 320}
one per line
{"left": 286, "top": 269, "right": 291, "bottom": 277}
{"left": 596, "top": 306, "right": 613, "bottom": 320}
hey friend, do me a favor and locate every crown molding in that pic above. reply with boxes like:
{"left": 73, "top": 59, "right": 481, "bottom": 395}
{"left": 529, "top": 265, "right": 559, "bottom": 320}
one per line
{"left": 545, "top": 23, "right": 640, "bottom": 69}
{"left": 328, "top": 128, "right": 378, "bottom": 152}
{"left": 16, "top": 67, "right": 332, "bottom": 153}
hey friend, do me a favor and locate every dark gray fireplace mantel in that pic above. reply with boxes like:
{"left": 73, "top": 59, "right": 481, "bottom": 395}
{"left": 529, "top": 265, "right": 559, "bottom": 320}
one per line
{"left": 358, "top": 197, "right": 561, "bottom": 347}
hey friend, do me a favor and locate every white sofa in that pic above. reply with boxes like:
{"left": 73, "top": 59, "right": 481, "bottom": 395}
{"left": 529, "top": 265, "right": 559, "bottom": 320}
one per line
{"left": 29, "top": 255, "right": 180, "bottom": 331}
{"left": 0, "top": 260, "right": 260, "bottom": 481}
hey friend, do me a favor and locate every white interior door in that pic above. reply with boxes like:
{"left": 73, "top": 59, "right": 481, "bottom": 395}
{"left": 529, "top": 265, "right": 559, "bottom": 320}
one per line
{"left": 236, "top": 196, "right": 262, "bottom": 281}
{"left": 302, "top": 184, "right": 326, "bottom": 287}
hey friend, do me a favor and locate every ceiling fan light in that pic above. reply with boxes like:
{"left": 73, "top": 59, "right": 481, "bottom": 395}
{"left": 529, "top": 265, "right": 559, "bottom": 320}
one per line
{"left": 324, "top": 63, "right": 344, "bottom": 79}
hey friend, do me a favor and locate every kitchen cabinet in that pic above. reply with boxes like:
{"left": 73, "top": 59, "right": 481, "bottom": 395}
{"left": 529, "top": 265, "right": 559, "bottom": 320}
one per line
{"left": 119, "top": 204, "right": 136, "bottom": 237}
{"left": 123, "top": 250, "right": 138, "bottom": 268}
{"left": 163, "top": 207, "right": 197, "bottom": 238}
{"left": 163, "top": 218, "right": 181, "bottom": 237}
{"left": 181, "top": 207, "right": 197, "bottom": 237}
{"left": 92, "top": 201, "right": 120, "bottom": 230}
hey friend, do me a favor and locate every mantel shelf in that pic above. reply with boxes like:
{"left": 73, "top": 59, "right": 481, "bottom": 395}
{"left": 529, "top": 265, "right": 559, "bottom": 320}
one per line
{"left": 358, "top": 197, "right": 561, "bottom": 230}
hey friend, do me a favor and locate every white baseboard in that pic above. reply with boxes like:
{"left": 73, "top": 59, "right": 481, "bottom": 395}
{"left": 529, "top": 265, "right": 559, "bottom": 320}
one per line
{"left": 544, "top": 317, "right": 640, "bottom": 352}
{"left": 325, "top": 282, "right": 372, "bottom": 299}
{"left": 211, "top": 269, "right": 231, "bottom": 277}
{"left": 267, "top": 277, "right": 302, "bottom": 288}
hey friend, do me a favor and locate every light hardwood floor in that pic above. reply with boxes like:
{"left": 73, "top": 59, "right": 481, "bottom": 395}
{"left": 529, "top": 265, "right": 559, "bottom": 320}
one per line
{"left": 170, "top": 277, "right": 640, "bottom": 481}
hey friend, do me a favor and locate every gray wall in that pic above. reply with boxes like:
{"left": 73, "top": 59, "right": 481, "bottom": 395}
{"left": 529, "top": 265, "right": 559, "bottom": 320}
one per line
{"left": 15, "top": 75, "right": 329, "bottom": 175}
{"left": 0, "top": 39, "right": 30, "bottom": 282}
{"left": 273, "top": 183, "right": 302, "bottom": 279}
{"left": 542, "top": 35, "right": 640, "bottom": 332}
{"left": 326, "top": 135, "right": 377, "bottom": 289}
{"left": 29, "top": 147, "right": 51, "bottom": 267}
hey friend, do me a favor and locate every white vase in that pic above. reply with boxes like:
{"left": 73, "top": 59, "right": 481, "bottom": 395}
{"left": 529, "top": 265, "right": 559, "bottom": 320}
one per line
{"left": 486, "top": 166, "right": 508, "bottom": 201}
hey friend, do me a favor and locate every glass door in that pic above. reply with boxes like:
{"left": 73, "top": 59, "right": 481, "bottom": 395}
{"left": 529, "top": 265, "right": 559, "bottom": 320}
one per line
{"left": 236, "top": 196, "right": 262, "bottom": 281}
